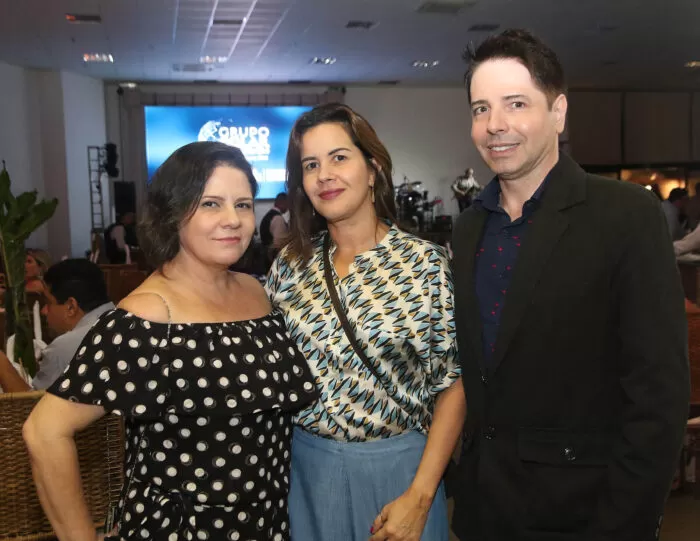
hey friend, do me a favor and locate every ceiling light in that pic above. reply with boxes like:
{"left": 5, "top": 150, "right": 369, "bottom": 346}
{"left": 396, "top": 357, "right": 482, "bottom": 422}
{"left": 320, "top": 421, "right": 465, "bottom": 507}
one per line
{"left": 200, "top": 56, "right": 228, "bottom": 64}
{"left": 468, "top": 23, "right": 500, "bottom": 32}
{"left": 686, "top": 61, "right": 700, "bottom": 69}
{"left": 119, "top": 82, "right": 138, "bottom": 89}
{"left": 213, "top": 18, "right": 244, "bottom": 26}
{"left": 312, "top": 57, "right": 337, "bottom": 65}
{"left": 411, "top": 60, "right": 440, "bottom": 68}
{"left": 66, "top": 14, "right": 102, "bottom": 24}
{"left": 83, "top": 53, "right": 113, "bottom": 63}
{"left": 346, "top": 20, "right": 377, "bottom": 30}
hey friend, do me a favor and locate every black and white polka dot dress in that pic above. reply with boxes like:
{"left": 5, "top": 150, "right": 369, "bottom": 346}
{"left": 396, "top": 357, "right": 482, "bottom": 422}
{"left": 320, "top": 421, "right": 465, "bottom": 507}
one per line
{"left": 48, "top": 308, "right": 319, "bottom": 541}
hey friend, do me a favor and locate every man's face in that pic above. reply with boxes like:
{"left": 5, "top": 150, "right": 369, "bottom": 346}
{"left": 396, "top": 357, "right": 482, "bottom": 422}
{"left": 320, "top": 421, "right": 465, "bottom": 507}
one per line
{"left": 469, "top": 58, "right": 567, "bottom": 183}
{"left": 41, "top": 290, "right": 77, "bottom": 335}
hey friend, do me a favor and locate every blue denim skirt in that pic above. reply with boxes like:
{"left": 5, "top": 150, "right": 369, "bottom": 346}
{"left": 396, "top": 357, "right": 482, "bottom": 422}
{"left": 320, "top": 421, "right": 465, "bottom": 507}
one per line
{"left": 289, "top": 427, "right": 449, "bottom": 541}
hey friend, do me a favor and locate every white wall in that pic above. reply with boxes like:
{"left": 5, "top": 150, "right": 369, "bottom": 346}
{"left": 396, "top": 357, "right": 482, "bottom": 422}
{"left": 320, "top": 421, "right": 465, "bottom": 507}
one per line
{"left": 346, "top": 87, "right": 488, "bottom": 217}
{"left": 61, "top": 72, "right": 107, "bottom": 258}
{"left": 0, "top": 61, "right": 49, "bottom": 248}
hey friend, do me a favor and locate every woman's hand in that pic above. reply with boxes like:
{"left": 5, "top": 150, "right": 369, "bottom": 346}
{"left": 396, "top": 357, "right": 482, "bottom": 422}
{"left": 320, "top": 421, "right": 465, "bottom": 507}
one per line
{"left": 368, "top": 487, "right": 432, "bottom": 541}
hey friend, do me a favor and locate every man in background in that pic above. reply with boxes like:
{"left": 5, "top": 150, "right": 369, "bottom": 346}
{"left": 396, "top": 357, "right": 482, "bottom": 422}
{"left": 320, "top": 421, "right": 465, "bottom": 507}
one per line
{"left": 661, "top": 187, "right": 689, "bottom": 241}
{"left": 0, "top": 259, "right": 114, "bottom": 392}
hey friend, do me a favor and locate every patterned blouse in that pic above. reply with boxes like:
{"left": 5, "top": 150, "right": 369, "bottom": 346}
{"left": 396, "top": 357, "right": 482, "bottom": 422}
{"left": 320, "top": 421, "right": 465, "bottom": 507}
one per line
{"left": 265, "top": 225, "right": 461, "bottom": 442}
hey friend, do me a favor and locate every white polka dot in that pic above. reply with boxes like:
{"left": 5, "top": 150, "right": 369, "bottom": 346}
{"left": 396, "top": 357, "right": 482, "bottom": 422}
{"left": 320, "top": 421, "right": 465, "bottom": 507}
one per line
{"left": 195, "top": 468, "right": 206, "bottom": 478}
{"left": 256, "top": 370, "right": 267, "bottom": 380}
{"left": 196, "top": 417, "right": 208, "bottom": 427}
{"left": 197, "top": 441, "right": 208, "bottom": 452}
{"left": 180, "top": 453, "right": 192, "bottom": 464}
{"left": 183, "top": 399, "right": 195, "bottom": 409}
{"left": 94, "top": 350, "right": 104, "bottom": 361}
{"left": 128, "top": 339, "right": 139, "bottom": 348}
{"left": 212, "top": 359, "right": 223, "bottom": 369}
{"left": 134, "top": 405, "right": 146, "bottom": 415}
{"left": 172, "top": 336, "right": 182, "bottom": 344}
{"left": 125, "top": 382, "right": 136, "bottom": 393}
{"left": 241, "top": 390, "right": 252, "bottom": 400}
{"left": 180, "top": 428, "right": 191, "bottom": 438}
{"left": 229, "top": 417, "right": 241, "bottom": 427}
{"left": 238, "top": 374, "right": 248, "bottom": 384}
{"left": 215, "top": 432, "right": 226, "bottom": 441}
{"left": 222, "top": 336, "right": 231, "bottom": 346}
{"left": 106, "top": 390, "right": 117, "bottom": 401}
{"left": 60, "top": 379, "right": 71, "bottom": 390}
{"left": 193, "top": 357, "right": 204, "bottom": 368}
{"left": 204, "top": 397, "right": 215, "bottom": 407}
{"left": 186, "top": 482, "right": 196, "bottom": 491}
{"left": 81, "top": 382, "right": 93, "bottom": 394}
{"left": 112, "top": 334, "right": 123, "bottom": 345}
{"left": 197, "top": 493, "right": 207, "bottom": 503}
{"left": 226, "top": 398, "right": 237, "bottom": 408}
{"left": 93, "top": 334, "right": 102, "bottom": 345}
{"left": 186, "top": 339, "right": 196, "bottom": 349}
{"left": 172, "top": 359, "right": 184, "bottom": 370}
{"left": 137, "top": 357, "right": 148, "bottom": 369}
{"left": 197, "top": 377, "right": 208, "bottom": 388}
{"left": 245, "top": 354, "right": 255, "bottom": 364}
{"left": 245, "top": 481, "right": 254, "bottom": 491}
{"left": 117, "top": 360, "right": 128, "bottom": 372}
{"left": 212, "top": 481, "right": 224, "bottom": 491}
{"left": 227, "top": 493, "right": 239, "bottom": 503}
{"left": 231, "top": 468, "right": 242, "bottom": 479}
{"left": 147, "top": 380, "right": 158, "bottom": 390}
{"left": 155, "top": 452, "right": 166, "bottom": 461}
{"left": 166, "top": 467, "right": 177, "bottom": 477}
{"left": 219, "top": 377, "right": 230, "bottom": 388}
{"left": 262, "top": 387, "right": 272, "bottom": 397}
{"left": 237, "top": 511, "right": 247, "bottom": 521}
{"left": 214, "top": 457, "right": 226, "bottom": 467}
{"left": 214, "top": 519, "right": 224, "bottom": 528}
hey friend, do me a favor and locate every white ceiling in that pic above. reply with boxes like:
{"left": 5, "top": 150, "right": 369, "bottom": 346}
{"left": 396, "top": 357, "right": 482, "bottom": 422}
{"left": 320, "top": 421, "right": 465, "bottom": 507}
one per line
{"left": 0, "top": 0, "right": 699, "bottom": 89}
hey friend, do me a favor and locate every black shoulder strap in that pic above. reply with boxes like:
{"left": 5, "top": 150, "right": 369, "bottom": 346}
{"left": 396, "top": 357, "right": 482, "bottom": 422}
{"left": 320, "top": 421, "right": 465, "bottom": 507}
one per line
{"left": 322, "top": 234, "right": 384, "bottom": 384}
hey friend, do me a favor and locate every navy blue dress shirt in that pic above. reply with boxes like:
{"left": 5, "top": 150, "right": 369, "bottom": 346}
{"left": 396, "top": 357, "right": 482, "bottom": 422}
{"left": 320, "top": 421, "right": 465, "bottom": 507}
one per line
{"left": 474, "top": 176, "right": 549, "bottom": 369}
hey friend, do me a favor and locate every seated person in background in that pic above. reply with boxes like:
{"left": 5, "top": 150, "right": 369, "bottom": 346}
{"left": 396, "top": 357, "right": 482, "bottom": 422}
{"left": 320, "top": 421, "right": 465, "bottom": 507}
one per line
{"left": 0, "top": 259, "right": 114, "bottom": 392}
{"left": 25, "top": 248, "right": 51, "bottom": 294}
{"left": 662, "top": 187, "right": 689, "bottom": 241}
{"left": 104, "top": 211, "right": 137, "bottom": 263}
{"left": 674, "top": 222, "right": 700, "bottom": 257}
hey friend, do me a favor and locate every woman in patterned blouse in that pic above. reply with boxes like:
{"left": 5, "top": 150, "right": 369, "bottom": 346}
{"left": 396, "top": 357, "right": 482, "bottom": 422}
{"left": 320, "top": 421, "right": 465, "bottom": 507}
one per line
{"left": 266, "top": 103, "right": 466, "bottom": 541}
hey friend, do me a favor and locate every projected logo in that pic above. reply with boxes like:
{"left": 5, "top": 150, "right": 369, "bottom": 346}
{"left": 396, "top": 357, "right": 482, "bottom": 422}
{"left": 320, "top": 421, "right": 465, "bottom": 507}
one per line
{"left": 197, "top": 120, "right": 271, "bottom": 162}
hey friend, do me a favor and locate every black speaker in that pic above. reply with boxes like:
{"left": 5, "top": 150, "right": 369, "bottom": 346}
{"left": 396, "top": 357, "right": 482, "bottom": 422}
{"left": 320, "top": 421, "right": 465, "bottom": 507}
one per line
{"left": 103, "top": 143, "right": 120, "bottom": 178}
{"left": 432, "top": 215, "right": 453, "bottom": 232}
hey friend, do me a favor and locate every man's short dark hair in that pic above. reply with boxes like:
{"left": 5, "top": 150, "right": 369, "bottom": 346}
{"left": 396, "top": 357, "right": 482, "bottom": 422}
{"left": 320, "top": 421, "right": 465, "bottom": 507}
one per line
{"left": 138, "top": 141, "right": 259, "bottom": 269}
{"left": 44, "top": 259, "right": 110, "bottom": 313}
{"left": 463, "top": 28, "right": 567, "bottom": 107}
{"left": 274, "top": 192, "right": 288, "bottom": 205}
{"left": 668, "top": 188, "right": 689, "bottom": 203}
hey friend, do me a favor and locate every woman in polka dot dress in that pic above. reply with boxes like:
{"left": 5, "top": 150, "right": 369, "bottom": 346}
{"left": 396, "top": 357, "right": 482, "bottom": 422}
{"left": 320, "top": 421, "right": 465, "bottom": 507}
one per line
{"left": 23, "top": 142, "right": 318, "bottom": 541}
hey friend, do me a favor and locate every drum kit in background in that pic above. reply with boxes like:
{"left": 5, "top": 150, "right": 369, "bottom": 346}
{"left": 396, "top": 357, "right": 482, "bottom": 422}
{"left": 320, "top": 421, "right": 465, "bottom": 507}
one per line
{"left": 395, "top": 176, "right": 450, "bottom": 233}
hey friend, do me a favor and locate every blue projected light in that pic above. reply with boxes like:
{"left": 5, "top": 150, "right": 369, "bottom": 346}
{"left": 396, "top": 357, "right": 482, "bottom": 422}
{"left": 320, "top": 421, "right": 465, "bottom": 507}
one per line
{"left": 144, "top": 105, "right": 312, "bottom": 199}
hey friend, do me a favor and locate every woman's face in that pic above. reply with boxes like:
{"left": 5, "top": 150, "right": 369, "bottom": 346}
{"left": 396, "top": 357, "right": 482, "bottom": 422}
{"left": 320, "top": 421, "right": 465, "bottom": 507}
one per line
{"left": 25, "top": 254, "right": 41, "bottom": 278}
{"left": 300, "top": 122, "right": 376, "bottom": 225}
{"left": 178, "top": 165, "right": 256, "bottom": 267}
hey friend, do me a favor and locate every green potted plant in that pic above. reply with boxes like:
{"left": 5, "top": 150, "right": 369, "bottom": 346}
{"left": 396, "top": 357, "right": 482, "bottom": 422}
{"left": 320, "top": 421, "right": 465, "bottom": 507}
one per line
{"left": 0, "top": 161, "right": 58, "bottom": 378}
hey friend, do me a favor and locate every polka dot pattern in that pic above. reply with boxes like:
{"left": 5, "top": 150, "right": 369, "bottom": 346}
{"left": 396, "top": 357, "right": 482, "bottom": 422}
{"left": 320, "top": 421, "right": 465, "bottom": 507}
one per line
{"left": 49, "top": 309, "right": 318, "bottom": 540}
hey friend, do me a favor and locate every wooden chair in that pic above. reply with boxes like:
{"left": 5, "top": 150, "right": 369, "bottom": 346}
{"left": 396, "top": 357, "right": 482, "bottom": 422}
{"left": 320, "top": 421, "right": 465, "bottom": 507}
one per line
{"left": 99, "top": 264, "right": 146, "bottom": 304}
{"left": 0, "top": 391, "right": 124, "bottom": 540}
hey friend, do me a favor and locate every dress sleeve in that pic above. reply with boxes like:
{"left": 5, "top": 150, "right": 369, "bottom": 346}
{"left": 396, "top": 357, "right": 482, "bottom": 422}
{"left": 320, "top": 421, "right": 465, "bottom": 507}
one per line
{"left": 48, "top": 310, "right": 171, "bottom": 418}
{"left": 425, "top": 246, "right": 462, "bottom": 395}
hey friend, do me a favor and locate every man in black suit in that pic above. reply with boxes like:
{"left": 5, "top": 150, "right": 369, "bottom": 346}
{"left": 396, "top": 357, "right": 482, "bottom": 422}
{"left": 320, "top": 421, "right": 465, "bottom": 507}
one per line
{"left": 451, "top": 29, "right": 689, "bottom": 541}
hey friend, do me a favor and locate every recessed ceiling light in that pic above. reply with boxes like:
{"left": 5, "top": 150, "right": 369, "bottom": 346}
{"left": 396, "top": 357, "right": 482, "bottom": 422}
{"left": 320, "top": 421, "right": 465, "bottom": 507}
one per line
{"left": 311, "top": 57, "right": 337, "bottom": 65}
{"left": 66, "top": 13, "right": 102, "bottom": 24}
{"left": 119, "top": 82, "right": 138, "bottom": 89}
{"left": 468, "top": 23, "right": 500, "bottom": 32}
{"left": 686, "top": 61, "right": 700, "bottom": 69}
{"left": 213, "top": 18, "right": 244, "bottom": 26}
{"left": 346, "top": 20, "right": 377, "bottom": 30}
{"left": 200, "top": 56, "right": 228, "bottom": 64}
{"left": 411, "top": 60, "right": 440, "bottom": 68}
{"left": 83, "top": 53, "right": 113, "bottom": 63}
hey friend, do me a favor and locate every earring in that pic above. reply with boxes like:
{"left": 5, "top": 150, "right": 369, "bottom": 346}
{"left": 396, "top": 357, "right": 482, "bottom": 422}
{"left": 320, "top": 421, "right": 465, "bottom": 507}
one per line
{"left": 370, "top": 184, "right": 375, "bottom": 204}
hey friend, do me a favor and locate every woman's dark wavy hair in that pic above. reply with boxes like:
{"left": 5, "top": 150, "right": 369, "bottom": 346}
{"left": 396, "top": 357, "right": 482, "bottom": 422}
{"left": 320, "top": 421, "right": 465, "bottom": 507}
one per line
{"left": 138, "top": 141, "right": 258, "bottom": 269}
{"left": 284, "top": 103, "right": 397, "bottom": 264}
{"left": 463, "top": 28, "right": 567, "bottom": 108}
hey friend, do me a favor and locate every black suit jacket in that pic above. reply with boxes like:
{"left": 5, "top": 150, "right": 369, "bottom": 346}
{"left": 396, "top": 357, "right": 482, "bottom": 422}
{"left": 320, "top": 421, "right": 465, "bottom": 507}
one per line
{"left": 451, "top": 154, "right": 689, "bottom": 541}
